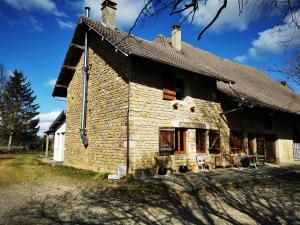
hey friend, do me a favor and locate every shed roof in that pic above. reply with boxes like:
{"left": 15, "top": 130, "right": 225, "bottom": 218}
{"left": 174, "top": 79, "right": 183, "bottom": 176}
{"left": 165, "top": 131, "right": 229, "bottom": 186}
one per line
{"left": 44, "top": 111, "right": 66, "bottom": 134}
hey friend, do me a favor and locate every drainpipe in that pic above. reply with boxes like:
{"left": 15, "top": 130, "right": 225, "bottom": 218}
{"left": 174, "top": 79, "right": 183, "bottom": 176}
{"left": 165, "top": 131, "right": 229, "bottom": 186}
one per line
{"left": 80, "top": 6, "right": 90, "bottom": 147}
{"left": 126, "top": 55, "right": 132, "bottom": 175}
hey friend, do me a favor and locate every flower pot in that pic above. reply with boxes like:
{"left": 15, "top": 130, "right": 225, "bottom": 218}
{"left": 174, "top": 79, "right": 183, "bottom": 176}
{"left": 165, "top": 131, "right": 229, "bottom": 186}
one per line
{"left": 241, "top": 156, "right": 250, "bottom": 167}
{"left": 179, "top": 165, "right": 188, "bottom": 173}
{"left": 158, "top": 167, "right": 167, "bottom": 175}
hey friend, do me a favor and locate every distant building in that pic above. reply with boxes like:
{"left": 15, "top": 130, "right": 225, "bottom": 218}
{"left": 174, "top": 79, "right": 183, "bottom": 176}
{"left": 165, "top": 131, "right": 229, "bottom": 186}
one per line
{"left": 46, "top": 111, "right": 66, "bottom": 162}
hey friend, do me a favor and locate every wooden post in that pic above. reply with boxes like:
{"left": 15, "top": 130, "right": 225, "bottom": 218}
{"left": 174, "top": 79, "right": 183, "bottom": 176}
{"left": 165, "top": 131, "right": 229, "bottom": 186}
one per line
{"left": 7, "top": 132, "right": 13, "bottom": 150}
{"left": 45, "top": 134, "right": 49, "bottom": 159}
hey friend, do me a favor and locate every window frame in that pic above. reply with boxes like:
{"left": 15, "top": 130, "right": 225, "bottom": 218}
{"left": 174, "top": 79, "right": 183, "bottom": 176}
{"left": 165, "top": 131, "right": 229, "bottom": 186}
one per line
{"left": 209, "top": 130, "right": 221, "bottom": 154}
{"left": 196, "top": 129, "right": 207, "bottom": 153}
{"left": 162, "top": 75, "right": 186, "bottom": 101}
{"left": 175, "top": 128, "right": 187, "bottom": 154}
{"left": 159, "top": 128, "right": 175, "bottom": 155}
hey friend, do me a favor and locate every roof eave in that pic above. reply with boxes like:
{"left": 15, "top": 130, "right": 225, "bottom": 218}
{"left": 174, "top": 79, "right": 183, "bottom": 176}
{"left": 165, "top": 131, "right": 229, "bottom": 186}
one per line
{"left": 130, "top": 52, "right": 234, "bottom": 84}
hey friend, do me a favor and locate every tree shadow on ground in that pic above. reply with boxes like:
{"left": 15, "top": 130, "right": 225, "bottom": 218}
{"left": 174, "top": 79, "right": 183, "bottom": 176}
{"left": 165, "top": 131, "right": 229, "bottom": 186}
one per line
{"left": 3, "top": 173, "right": 300, "bottom": 225}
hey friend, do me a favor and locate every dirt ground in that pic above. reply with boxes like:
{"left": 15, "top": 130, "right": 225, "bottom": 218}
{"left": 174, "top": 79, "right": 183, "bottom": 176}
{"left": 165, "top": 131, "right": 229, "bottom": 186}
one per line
{"left": 0, "top": 154, "right": 299, "bottom": 225}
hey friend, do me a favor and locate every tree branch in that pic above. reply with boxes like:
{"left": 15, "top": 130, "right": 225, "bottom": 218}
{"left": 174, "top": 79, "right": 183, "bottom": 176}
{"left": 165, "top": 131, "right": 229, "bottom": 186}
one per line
{"left": 197, "top": 0, "right": 228, "bottom": 40}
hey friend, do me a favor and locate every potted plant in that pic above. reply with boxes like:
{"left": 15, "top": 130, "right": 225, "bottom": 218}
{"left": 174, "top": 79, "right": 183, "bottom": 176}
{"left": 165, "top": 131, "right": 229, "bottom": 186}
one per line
{"left": 154, "top": 156, "right": 171, "bottom": 175}
{"left": 179, "top": 160, "right": 190, "bottom": 173}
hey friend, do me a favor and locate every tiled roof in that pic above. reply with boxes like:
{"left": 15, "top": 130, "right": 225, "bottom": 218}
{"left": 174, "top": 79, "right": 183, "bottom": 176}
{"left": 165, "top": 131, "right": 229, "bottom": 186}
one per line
{"left": 53, "top": 16, "right": 300, "bottom": 115}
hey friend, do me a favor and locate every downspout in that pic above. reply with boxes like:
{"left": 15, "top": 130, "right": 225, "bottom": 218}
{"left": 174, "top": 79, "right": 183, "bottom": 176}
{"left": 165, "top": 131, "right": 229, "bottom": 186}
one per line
{"left": 80, "top": 6, "right": 90, "bottom": 147}
{"left": 126, "top": 55, "right": 132, "bottom": 176}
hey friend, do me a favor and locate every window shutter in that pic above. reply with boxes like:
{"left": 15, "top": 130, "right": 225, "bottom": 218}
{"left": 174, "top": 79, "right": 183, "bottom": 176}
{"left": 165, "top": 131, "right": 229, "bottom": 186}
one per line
{"left": 209, "top": 130, "right": 220, "bottom": 154}
{"left": 163, "top": 75, "right": 176, "bottom": 100}
{"left": 159, "top": 128, "right": 175, "bottom": 152}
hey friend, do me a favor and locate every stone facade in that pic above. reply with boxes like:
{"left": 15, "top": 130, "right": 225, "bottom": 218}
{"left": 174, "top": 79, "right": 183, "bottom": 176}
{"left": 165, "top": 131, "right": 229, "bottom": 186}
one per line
{"left": 64, "top": 33, "right": 129, "bottom": 174}
{"left": 64, "top": 32, "right": 299, "bottom": 175}
{"left": 128, "top": 58, "right": 230, "bottom": 173}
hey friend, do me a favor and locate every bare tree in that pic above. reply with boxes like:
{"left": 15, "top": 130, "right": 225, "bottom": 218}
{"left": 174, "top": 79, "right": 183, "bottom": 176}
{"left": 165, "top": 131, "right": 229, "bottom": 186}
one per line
{"left": 271, "top": 51, "right": 300, "bottom": 90}
{"left": 130, "top": 0, "right": 300, "bottom": 41}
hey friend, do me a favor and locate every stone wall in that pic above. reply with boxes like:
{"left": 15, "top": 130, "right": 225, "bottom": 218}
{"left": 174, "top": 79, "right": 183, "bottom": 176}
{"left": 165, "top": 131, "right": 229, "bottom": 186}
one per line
{"left": 64, "top": 32, "right": 129, "bottom": 174}
{"left": 128, "top": 58, "right": 230, "bottom": 173}
{"left": 223, "top": 104, "right": 300, "bottom": 163}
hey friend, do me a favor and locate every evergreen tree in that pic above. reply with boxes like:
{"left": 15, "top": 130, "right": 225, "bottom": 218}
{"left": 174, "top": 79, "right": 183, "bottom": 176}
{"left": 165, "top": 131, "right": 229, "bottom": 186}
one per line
{"left": 0, "top": 71, "right": 39, "bottom": 146}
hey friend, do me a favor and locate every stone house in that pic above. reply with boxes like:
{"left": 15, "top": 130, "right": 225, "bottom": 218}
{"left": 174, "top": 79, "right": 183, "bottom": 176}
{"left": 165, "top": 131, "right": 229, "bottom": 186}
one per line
{"left": 52, "top": 0, "right": 300, "bottom": 175}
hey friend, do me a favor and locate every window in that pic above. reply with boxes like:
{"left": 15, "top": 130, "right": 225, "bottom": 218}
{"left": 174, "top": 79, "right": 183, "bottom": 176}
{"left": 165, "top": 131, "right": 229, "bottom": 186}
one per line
{"left": 175, "top": 128, "right": 187, "bottom": 154}
{"left": 159, "top": 128, "right": 186, "bottom": 155}
{"left": 230, "top": 131, "right": 244, "bottom": 153}
{"left": 162, "top": 75, "right": 185, "bottom": 100}
{"left": 159, "top": 128, "right": 175, "bottom": 155}
{"left": 209, "top": 130, "right": 220, "bottom": 154}
{"left": 196, "top": 129, "right": 206, "bottom": 153}
{"left": 176, "top": 78, "right": 185, "bottom": 100}
{"left": 162, "top": 75, "right": 176, "bottom": 100}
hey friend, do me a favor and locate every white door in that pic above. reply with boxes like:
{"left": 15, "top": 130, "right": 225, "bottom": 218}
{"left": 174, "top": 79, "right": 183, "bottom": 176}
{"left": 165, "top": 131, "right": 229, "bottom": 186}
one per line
{"left": 61, "top": 133, "right": 65, "bottom": 161}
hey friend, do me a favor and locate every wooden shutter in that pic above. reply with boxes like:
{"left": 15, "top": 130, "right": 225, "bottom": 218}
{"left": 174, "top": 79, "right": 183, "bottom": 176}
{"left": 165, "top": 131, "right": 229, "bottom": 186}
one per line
{"left": 159, "top": 128, "right": 175, "bottom": 154}
{"left": 163, "top": 75, "right": 176, "bottom": 100}
{"left": 230, "top": 131, "right": 243, "bottom": 153}
{"left": 209, "top": 130, "right": 220, "bottom": 154}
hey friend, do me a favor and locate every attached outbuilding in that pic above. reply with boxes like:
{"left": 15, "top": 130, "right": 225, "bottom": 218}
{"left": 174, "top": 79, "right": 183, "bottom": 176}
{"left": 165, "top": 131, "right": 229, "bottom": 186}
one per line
{"left": 46, "top": 111, "right": 66, "bottom": 162}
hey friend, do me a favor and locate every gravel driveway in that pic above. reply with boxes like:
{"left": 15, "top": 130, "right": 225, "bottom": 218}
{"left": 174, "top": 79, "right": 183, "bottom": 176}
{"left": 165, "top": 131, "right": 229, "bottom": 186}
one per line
{"left": 0, "top": 154, "right": 299, "bottom": 225}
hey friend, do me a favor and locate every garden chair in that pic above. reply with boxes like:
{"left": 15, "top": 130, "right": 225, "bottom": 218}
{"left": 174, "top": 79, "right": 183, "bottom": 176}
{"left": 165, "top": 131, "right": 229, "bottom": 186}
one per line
{"left": 196, "top": 154, "right": 212, "bottom": 171}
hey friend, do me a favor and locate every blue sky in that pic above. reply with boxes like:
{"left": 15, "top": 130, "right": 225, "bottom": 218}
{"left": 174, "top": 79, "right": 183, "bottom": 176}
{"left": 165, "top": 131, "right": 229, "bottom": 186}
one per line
{"left": 0, "top": 0, "right": 299, "bottom": 134}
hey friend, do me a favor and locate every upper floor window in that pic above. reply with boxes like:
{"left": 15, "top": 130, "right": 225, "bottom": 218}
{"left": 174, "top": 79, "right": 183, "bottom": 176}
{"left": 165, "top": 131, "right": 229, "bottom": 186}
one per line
{"left": 175, "top": 78, "right": 185, "bottom": 100}
{"left": 162, "top": 75, "right": 185, "bottom": 100}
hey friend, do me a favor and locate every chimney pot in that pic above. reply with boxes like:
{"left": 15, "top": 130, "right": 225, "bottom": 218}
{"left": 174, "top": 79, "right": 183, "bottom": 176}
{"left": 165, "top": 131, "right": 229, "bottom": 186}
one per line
{"left": 101, "top": 0, "right": 117, "bottom": 30}
{"left": 85, "top": 6, "right": 90, "bottom": 17}
{"left": 171, "top": 24, "right": 181, "bottom": 51}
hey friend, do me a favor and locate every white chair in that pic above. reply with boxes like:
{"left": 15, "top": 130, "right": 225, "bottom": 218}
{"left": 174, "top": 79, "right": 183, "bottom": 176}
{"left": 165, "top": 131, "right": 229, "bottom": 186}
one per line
{"left": 196, "top": 154, "right": 211, "bottom": 171}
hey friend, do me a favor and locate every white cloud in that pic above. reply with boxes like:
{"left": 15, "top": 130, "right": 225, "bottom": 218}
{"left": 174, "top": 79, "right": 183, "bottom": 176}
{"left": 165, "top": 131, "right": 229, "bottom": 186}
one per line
{"left": 249, "top": 18, "right": 300, "bottom": 58}
{"left": 36, "top": 111, "right": 61, "bottom": 136}
{"left": 57, "top": 19, "right": 75, "bottom": 30}
{"left": 46, "top": 78, "right": 57, "bottom": 87}
{"left": 8, "top": 15, "right": 43, "bottom": 31}
{"left": 235, "top": 10, "right": 300, "bottom": 60}
{"left": 233, "top": 55, "right": 247, "bottom": 63}
{"left": 189, "top": 0, "right": 263, "bottom": 33}
{"left": 3, "top": 0, "right": 65, "bottom": 16}
{"left": 82, "top": 0, "right": 146, "bottom": 29}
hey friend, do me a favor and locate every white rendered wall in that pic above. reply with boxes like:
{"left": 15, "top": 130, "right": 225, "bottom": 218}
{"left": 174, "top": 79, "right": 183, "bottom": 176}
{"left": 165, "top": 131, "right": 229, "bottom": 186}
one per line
{"left": 53, "top": 123, "right": 66, "bottom": 162}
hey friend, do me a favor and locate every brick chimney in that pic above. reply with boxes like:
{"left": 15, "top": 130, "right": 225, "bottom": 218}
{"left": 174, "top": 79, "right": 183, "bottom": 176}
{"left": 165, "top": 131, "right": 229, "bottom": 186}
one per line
{"left": 101, "top": 0, "right": 117, "bottom": 30}
{"left": 171, "top": 25, "right": 181, "bottom": 51}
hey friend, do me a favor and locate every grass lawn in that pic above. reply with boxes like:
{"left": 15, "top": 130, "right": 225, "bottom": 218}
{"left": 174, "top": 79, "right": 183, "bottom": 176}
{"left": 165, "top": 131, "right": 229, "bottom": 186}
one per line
{"left": 0, "top": 153, "right": 107, "bottom": 185}
{"left": 0, "top": 153, "right": 299, "bottom": 225}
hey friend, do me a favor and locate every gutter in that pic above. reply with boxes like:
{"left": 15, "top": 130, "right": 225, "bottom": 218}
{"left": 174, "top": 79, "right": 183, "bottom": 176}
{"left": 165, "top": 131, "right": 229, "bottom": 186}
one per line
{"left": 126, "top": 55, "right": 132, "bottom": 176}
{"left": 80, "top": 7, "right": 90, "bottom": 147}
